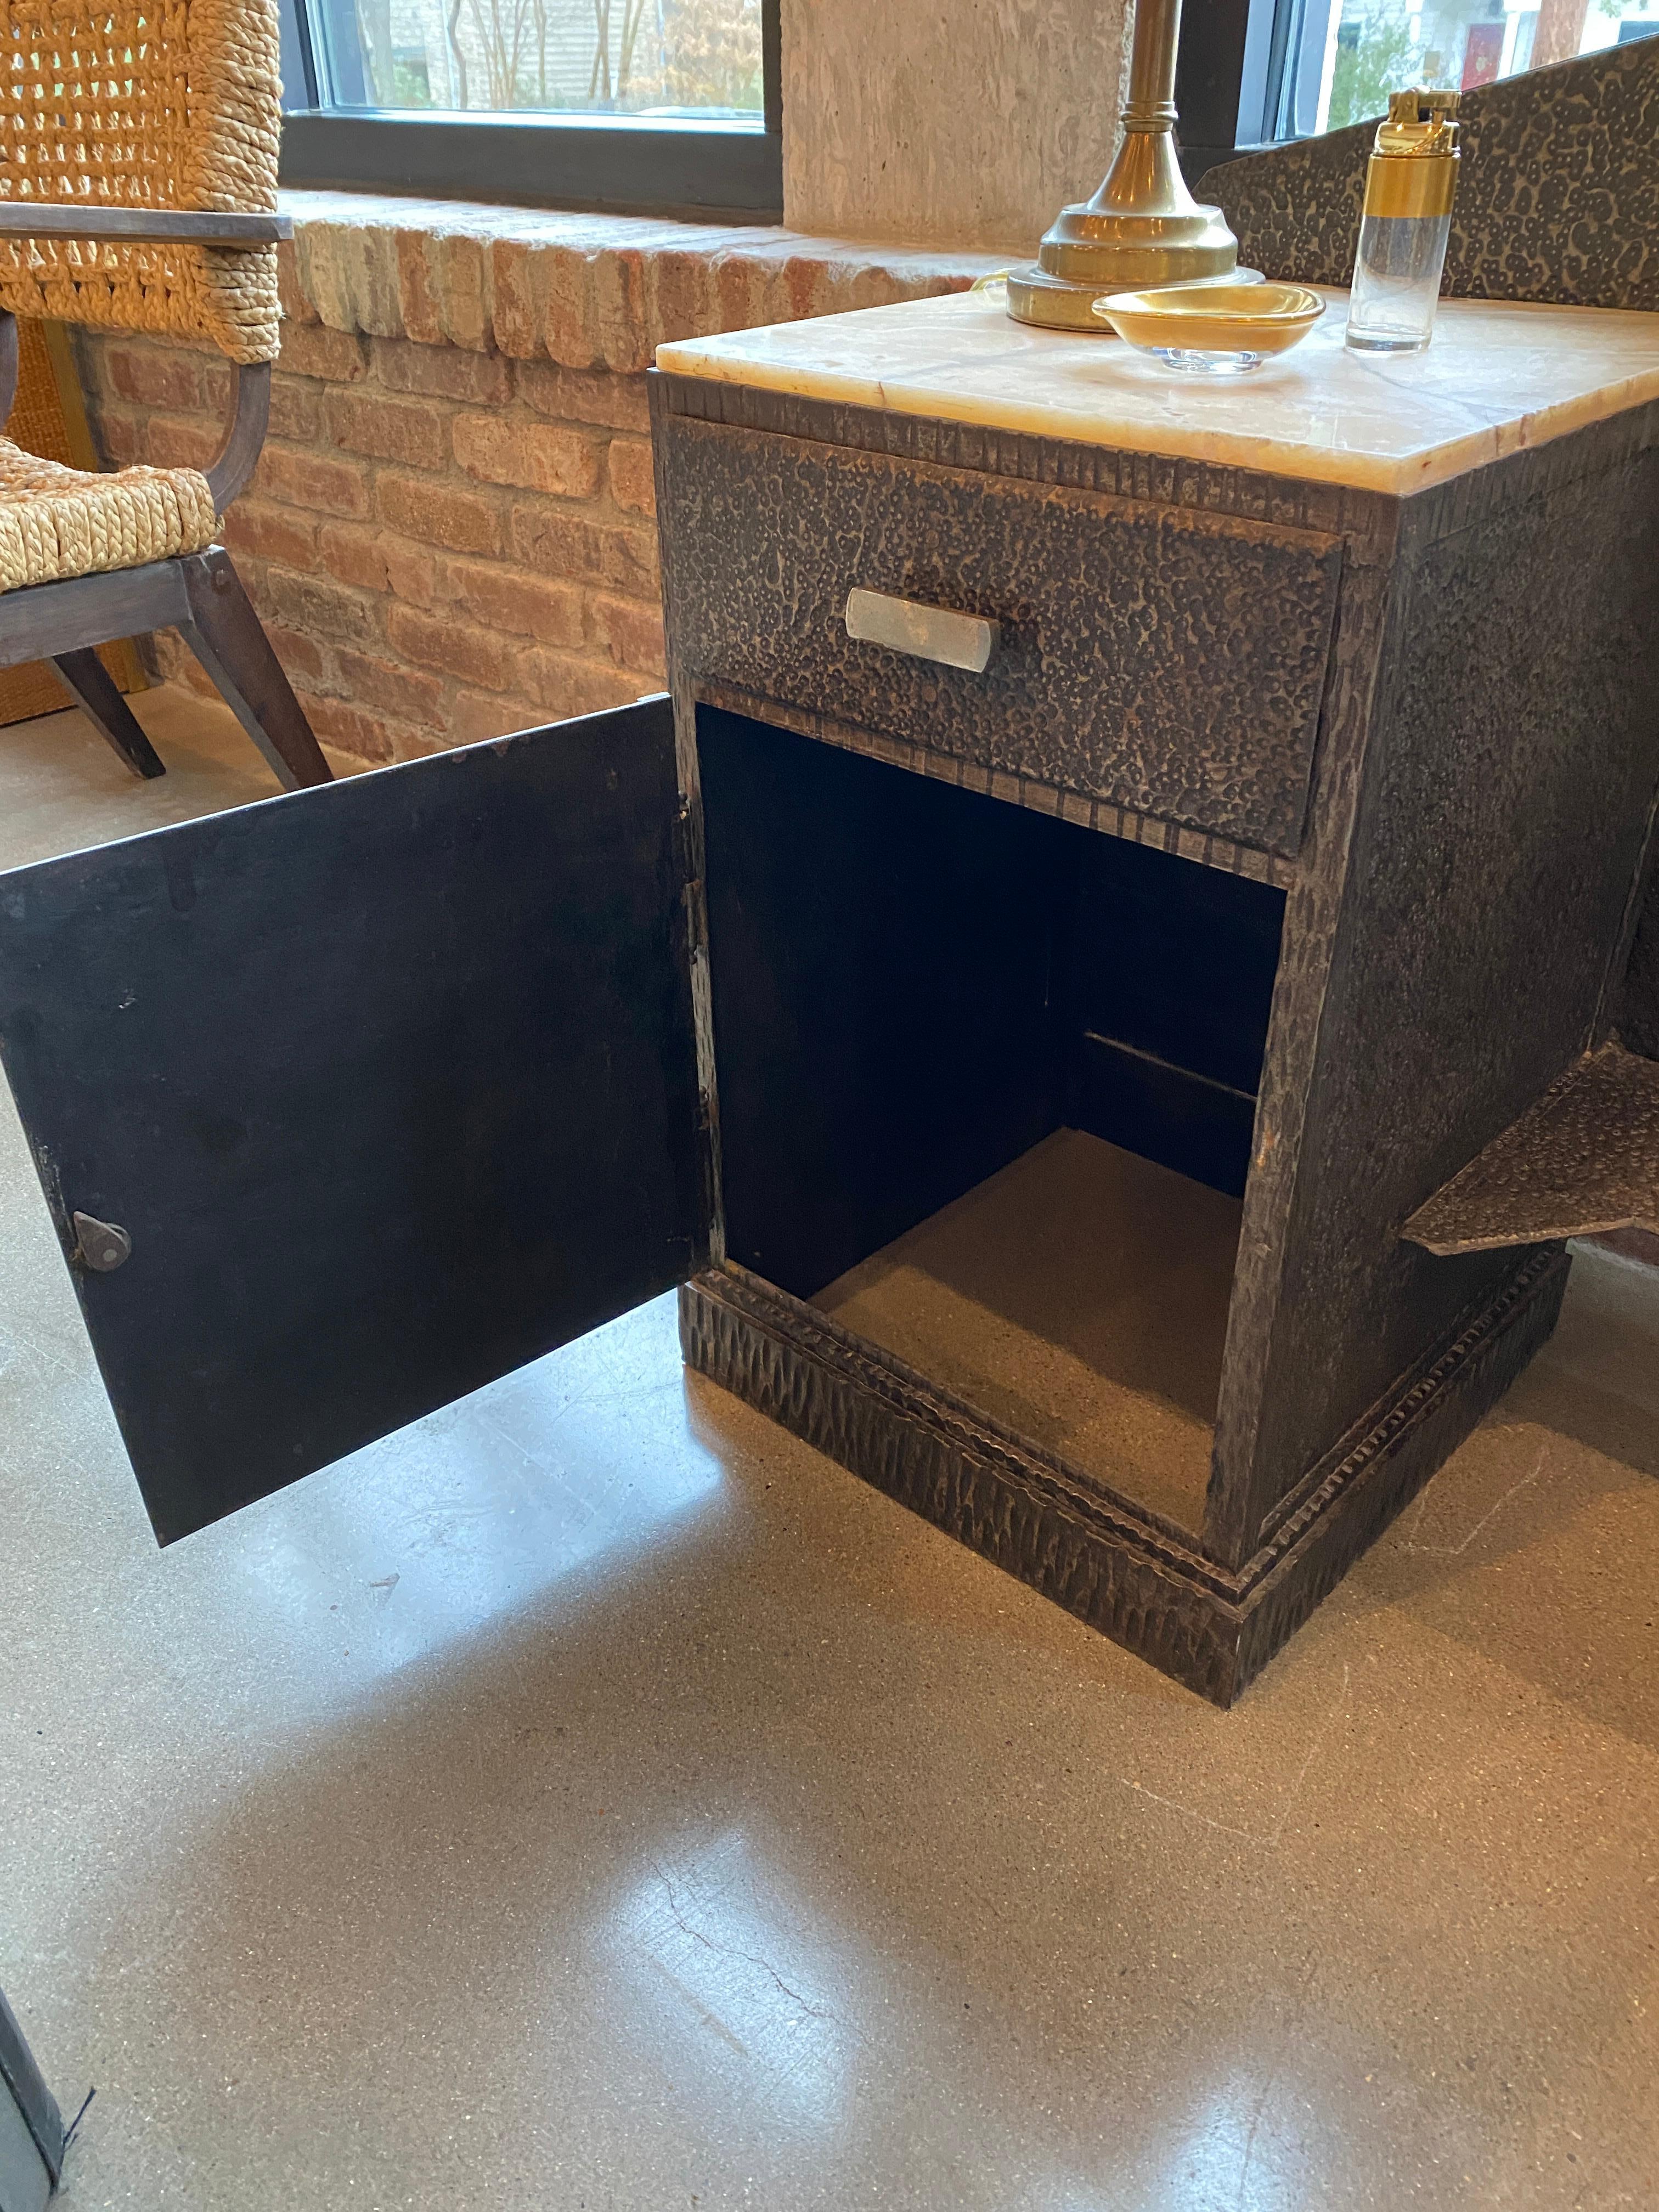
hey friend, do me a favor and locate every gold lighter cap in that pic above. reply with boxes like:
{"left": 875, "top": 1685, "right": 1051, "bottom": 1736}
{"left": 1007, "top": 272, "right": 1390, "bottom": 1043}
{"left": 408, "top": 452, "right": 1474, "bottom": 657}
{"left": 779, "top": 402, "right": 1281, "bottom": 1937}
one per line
{"left": 1374, "top": 86, "right": 1461, "bottom": 160}
{"left": 1364, "top": 87, "right": 1461, "bottom": 219}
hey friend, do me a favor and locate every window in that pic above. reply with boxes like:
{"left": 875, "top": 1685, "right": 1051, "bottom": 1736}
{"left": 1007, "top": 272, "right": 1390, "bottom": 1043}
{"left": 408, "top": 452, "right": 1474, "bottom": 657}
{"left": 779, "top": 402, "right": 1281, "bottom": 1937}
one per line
{"left": 276, "top": 0, "right": 781, "bottom": 216}
{"left": 1176, "top": 0, "right": 1659, "bottom": 172}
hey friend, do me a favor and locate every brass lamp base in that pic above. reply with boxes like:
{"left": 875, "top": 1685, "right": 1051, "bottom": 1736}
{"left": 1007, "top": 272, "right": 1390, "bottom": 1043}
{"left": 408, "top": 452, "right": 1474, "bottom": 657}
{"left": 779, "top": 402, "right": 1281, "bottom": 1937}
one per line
{"left": 1009, "top": 0, "right": 1243, "bottom": 333}
{"left": 1007, "top": 202, "right": 1245, "bottom": 331}
{"left": 1007, "top": 266, "right": 1119, "bottom": 332}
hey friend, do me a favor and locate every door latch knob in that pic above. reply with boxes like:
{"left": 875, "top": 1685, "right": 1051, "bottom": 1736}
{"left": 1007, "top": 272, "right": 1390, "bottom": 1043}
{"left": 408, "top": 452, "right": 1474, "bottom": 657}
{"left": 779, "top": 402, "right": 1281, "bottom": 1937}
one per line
{"left": 72, "top": 1212, "right": 132, "bottom": 1272}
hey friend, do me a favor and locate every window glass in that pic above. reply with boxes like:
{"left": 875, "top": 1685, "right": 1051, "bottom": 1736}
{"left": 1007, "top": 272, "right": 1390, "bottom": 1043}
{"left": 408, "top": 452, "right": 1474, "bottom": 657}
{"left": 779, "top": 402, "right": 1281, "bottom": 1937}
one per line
{"left": 1271, "top": 0, "right": 1659, "bottom": 139}
{"left": 304, "top": 0, "right": 765, "bottom": 118}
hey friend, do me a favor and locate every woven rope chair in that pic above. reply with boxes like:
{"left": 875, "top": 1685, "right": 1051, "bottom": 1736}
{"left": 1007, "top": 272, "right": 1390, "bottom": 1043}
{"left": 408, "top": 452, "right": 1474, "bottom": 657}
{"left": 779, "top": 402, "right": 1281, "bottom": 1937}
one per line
{"left": 0, "top": 0, "right": 330, "bottom": 787}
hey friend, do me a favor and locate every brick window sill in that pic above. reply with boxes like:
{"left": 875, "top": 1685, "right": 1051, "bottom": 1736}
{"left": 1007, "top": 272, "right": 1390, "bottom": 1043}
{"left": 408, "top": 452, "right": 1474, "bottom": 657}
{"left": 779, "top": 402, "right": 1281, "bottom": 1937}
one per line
{"left": 276, "top": 189, "right": 1007, "bottom": 373}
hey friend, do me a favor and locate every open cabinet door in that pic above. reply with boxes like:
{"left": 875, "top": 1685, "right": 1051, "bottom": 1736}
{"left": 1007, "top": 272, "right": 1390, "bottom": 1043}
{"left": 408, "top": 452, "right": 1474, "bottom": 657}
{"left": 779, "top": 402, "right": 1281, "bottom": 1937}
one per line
{"left": 0, "top": 699, "right": 703, "bottom": 1543}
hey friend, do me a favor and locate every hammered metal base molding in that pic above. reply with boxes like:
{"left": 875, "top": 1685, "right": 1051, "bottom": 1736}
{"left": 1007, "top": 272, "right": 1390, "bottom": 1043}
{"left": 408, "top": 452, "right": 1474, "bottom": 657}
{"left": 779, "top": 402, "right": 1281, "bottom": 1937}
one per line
{"left": 1196, "top": 40, "right": 1659, "bottom": 313}
{"left": 1406, "top": 1046, "right": 1659, "bottom": 1253}
{"left": 680, "top": 1251, "right": 1567, "bottom": 1706}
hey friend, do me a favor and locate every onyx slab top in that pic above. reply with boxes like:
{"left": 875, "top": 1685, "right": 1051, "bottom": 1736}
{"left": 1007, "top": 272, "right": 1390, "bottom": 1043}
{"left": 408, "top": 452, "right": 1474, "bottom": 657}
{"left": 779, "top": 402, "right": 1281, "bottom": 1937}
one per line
{"left": 657, "top": 285, "right": 1659, "bottom": 495}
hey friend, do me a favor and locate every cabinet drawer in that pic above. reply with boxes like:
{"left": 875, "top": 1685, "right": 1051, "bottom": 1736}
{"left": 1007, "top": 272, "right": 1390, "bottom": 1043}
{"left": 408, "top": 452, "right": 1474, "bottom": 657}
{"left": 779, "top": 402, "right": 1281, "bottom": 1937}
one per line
{"left": 659, "top": 415, "right": 1344, "bottom": 859}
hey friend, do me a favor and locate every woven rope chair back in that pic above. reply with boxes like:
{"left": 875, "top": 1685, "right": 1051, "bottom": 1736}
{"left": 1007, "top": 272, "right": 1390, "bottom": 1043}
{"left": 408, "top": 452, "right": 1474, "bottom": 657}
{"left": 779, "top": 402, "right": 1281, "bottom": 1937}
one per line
{"left": 0, "top": 0, "right": 283, "bottom": 363}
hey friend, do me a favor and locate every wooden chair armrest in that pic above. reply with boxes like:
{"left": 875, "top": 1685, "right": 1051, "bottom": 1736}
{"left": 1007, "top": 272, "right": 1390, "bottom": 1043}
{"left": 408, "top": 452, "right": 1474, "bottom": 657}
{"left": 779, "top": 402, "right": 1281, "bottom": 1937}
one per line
{"left": 0, "top": 304, "right": 268, "bottom": 510}
{"left": 0, "top": 207, "right": 292, "bottom": 247}
{"left": 206, "top": 363, "right": 272, "bottom": 510}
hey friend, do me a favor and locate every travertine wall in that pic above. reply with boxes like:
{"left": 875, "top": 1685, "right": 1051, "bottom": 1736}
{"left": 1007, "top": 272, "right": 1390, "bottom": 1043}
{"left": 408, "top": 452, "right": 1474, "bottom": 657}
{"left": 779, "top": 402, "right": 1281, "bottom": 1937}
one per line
{"left": 782, "top": 0, "right": 1135, "bottom": 255}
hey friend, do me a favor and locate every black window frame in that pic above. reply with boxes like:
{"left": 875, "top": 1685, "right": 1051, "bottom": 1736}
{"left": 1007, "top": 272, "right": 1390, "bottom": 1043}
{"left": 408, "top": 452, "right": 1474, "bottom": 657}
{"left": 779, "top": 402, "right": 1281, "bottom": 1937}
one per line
{"left": 276, "top": 0, "right": 783, "bottom": 219}
{"left": 1176, "top": 0, "right": 1301, "bottom": 180}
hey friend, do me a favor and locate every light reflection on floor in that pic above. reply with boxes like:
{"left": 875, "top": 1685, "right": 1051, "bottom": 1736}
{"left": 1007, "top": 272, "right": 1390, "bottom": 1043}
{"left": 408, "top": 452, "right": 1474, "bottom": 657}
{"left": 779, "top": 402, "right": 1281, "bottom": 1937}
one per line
{"left": 219, "top": 1304, "right": 725, "bottom": 1711}
{"left": 1157, "top": 2081, "right": 1303, "bottom": 2212}
{"left": 605, "top": 1830, "right": 855, "bottom": 2135}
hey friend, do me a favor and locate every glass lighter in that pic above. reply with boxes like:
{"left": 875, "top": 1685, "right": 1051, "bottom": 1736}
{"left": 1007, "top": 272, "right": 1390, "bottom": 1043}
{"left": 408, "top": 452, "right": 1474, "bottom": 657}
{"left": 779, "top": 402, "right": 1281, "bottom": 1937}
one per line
{"left": 1346, "top": 88, "right": 1460, "bottom": 356}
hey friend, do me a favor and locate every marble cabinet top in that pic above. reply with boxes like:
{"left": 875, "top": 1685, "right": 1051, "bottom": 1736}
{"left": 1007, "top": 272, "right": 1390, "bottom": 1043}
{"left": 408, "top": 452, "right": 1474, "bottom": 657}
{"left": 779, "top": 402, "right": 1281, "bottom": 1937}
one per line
{"left": 656, "top": 285, "right": 1659, "bottom": 495}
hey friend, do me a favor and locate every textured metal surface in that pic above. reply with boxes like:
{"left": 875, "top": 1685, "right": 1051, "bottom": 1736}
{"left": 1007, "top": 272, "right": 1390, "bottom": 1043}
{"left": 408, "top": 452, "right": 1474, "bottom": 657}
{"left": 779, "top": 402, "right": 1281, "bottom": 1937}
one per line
{"left": 657, "top": 370, "right": 1384, "bottom": 880}
{"left": 657, "top": 410, "right": 1343, "bottom": 859}
{"left": 659, "top": 369, "right": 1398, "bottom": 554}
{"left": 654, "top": 355, "right": 1655, "bottom": 1638}
{"left": 681, "top": 1243, "right": 1564, "bottom": 1705}
{"left": 1197, "top": 40, "right": 1659, "bottom": 311}
{"left": 1218, "top": 420, "right": 1659, "bottom": 1555}
{"left": 1406, "top": 1046, "right": 1659, "bottom": 1252}
{"left": 697, "top": 680, "right": 1294, "bottom": 886}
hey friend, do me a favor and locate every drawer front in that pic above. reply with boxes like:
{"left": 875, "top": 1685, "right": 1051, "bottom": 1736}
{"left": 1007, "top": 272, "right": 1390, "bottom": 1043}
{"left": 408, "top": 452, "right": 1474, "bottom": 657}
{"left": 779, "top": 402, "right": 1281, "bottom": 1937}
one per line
{"left": 659, "top": 416, "right": 1344, "bottom": 859}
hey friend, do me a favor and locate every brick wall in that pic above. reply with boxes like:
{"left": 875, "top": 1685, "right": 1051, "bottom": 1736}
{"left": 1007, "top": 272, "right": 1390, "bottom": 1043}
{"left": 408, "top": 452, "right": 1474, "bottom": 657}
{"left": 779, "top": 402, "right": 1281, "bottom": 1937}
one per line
{"left": 85, "top": 324, "right": 669, "bottom": 762}
{"left": 76, "top": 195, "right": 1003, "bottom": 770}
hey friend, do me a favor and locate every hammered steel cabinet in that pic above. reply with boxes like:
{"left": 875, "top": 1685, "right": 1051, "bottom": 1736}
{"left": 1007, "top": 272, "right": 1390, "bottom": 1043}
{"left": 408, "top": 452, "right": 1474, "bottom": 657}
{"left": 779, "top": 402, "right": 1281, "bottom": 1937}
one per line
{"left": 650, "top": 369, "right": 1659, "bottom": 1702}
{"left": 0, "top": 371, "right": 1655, "bottom": 1706}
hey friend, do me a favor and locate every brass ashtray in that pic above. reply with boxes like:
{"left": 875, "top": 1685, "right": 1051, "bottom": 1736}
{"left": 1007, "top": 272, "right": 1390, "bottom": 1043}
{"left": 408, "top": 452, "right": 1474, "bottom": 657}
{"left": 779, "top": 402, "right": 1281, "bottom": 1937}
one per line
{"left": 1091, "top": 282, "right": 1326, "bottom": 375}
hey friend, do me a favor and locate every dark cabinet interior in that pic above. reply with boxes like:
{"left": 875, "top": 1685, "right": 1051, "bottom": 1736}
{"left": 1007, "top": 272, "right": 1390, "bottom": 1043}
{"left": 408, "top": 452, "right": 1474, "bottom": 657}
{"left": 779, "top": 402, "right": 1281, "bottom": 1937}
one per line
{"left": 699, "top": 705, "right": 1286, "bottom": 1536}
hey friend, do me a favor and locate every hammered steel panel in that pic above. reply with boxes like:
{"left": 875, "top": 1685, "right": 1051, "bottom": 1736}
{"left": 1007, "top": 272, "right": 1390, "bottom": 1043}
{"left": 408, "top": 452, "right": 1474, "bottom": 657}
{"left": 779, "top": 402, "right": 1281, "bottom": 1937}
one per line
{"left": 1228, "top": 432, "right": 1659, "bottom": 1548}
{"left": 1197, "top": 40, "right": 1659, "bottom": 312}
{"left": 1406, "top": 1047, "right": 1659, "bottom": 1251}
{"left": 659, "top": 415, "right": 1343, "bottom": 859}
{"left": 698, "top": 681, "right": 1295, "bottom": 885}
{"left": 657, "top": 375, "right": 1397, "bottom": 560}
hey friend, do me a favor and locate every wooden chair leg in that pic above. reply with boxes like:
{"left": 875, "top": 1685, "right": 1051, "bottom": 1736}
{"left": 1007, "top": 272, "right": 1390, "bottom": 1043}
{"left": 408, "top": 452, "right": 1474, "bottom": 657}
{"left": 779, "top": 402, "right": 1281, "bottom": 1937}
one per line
{"left": 176, "top": 547, "right": 333, "bottom": 791}
{"left": 50, "top": 647, "right": 167, "bottom": 780}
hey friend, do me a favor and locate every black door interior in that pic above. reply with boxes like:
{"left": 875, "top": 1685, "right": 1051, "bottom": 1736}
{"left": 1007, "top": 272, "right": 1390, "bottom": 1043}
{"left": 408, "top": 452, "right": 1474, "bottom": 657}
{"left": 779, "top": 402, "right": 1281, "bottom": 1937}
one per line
{"left": 0, "top": 699, "right": 702, "bottom": 1543}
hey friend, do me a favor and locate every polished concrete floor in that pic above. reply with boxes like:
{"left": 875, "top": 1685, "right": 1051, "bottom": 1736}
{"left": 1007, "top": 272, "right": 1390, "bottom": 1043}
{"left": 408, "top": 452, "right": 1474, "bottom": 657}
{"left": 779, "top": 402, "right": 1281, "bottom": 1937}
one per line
{"left": 3, "top": 687, "right": 1658, "bottom": 2210}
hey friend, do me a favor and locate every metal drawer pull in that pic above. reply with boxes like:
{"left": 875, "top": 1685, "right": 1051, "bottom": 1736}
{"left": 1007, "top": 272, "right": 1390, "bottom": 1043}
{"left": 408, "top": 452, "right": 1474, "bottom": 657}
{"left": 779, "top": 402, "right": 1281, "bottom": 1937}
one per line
{"left": 844, "top": 588, "right": 999, "bottom": 674}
